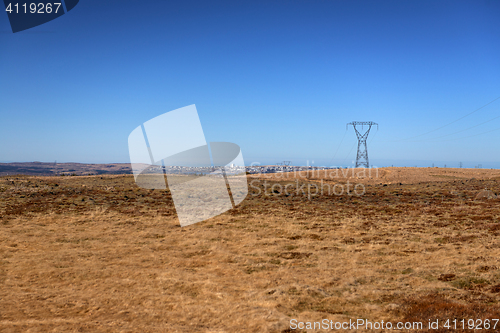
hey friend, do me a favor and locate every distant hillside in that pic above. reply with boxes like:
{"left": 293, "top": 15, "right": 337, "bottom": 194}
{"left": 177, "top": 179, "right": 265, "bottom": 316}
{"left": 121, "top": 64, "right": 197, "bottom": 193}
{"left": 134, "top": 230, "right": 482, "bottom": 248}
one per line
{"left": 0, "top": 162, "right": 132, "bottom": 176}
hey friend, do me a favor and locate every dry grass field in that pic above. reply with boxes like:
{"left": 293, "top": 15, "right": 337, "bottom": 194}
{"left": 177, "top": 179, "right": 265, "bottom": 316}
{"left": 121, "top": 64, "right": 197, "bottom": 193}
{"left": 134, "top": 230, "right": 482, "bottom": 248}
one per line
{"left": 0, "top": 162, "right": 132, "bottom": 177}
{"left": 1, "top": 167, "right": 500, "bottom": 332}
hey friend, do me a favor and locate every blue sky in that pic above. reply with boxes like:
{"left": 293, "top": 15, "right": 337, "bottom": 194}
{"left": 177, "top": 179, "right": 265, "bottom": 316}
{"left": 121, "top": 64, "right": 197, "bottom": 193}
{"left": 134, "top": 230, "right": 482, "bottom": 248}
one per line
{"left": 1, "top": 0, "right": 499, "bottom": 167}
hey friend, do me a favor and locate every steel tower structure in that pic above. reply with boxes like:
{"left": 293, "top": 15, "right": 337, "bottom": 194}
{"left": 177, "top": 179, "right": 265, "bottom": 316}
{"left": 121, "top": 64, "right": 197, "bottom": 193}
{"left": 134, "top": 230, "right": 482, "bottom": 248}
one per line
{"left": 347, "top": 121, "right": 378, "bottom": 168}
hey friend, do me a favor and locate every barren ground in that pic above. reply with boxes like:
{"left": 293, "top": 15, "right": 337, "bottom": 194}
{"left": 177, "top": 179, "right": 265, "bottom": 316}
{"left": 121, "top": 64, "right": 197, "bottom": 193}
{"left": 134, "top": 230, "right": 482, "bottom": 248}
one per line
{"left": 1, "top": 167, "right": 500, "bottom": 332}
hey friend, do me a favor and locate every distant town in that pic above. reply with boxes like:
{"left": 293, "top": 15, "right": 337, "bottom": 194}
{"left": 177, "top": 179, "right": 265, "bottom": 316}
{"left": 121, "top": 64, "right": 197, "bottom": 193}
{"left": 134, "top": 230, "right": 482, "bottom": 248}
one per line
{"left": 144, "top": 164, "right": 341, "bottom": 175}
{"left": 0, "top": 161, "right": 356, "bottom": 177}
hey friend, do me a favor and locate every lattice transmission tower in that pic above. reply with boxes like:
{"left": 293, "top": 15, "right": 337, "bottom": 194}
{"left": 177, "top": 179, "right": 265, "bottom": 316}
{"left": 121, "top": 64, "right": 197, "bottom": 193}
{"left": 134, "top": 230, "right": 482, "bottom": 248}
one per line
{"left": 347, "top": 121, "right": 378, "bottom": 168}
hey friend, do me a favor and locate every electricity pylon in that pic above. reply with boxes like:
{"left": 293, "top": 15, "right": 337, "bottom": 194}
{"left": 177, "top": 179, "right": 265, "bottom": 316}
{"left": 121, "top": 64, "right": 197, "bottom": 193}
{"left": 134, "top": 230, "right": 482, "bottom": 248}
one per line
{"left": 347, "top": 121, "right": 378, "bottom": 168}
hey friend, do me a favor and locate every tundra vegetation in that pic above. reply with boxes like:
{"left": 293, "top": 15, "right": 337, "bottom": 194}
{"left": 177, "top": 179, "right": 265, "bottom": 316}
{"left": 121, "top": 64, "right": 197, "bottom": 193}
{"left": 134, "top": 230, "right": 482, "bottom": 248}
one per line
{"left": 1, "top": 167, "right": 500, "bottom": 332}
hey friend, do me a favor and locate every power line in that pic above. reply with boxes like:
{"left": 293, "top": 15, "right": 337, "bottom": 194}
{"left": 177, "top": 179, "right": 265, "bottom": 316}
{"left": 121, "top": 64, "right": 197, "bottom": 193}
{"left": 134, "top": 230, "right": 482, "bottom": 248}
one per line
{"left": 368, "top": 127, "right": 378, "bottom": 145}
{"left": 417, "top": 113, "right": 500, "bottom": 141}
{"left": 425, "top": 125, "right": 500, "bottom": 142}
{"left": 341, "top": 141, "right": 357, "bottom": 166}
{"left": 328, "top": 129, "right": 347, "bottom": 166}
{"left": 394, "top": 95, "right": 500, "bottom": 141}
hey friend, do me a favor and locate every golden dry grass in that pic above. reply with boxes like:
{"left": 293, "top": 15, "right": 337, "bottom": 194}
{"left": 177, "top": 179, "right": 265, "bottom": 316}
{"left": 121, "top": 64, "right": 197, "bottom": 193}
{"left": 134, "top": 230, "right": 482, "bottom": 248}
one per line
{"left": 1, "top": 168, "right": 500, "bottom": 332}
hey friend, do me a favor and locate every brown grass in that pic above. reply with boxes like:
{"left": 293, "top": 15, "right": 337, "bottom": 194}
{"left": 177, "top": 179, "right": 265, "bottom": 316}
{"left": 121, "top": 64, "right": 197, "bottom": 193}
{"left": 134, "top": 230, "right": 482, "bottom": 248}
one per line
{"left": 0, "top": 168, "right": 500, "bottom": 332}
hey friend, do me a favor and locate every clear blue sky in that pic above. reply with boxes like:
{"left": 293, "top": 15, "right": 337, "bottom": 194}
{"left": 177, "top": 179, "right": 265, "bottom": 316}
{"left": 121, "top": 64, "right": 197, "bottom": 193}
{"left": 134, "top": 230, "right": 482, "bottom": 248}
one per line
{"left": 1, "top": 0, "right": 499, "bottom": 168}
